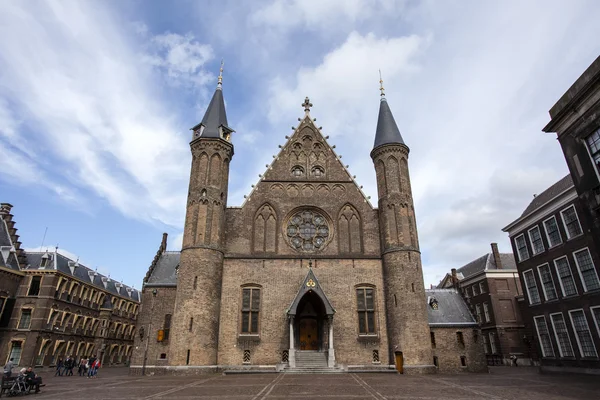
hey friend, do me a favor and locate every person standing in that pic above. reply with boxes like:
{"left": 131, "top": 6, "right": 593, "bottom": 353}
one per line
{"left": 87, "top": 355, "right": 96, "bottom": 378}
{"left": 55, "top": 357, "right": 63, "bottom": 376}
{"left": 3, "top": 358, "right": 14, "bottom": 378}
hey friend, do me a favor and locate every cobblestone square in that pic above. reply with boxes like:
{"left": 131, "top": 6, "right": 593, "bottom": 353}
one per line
{"left": 18, "top": 367, "right": 599, "bottom": 400}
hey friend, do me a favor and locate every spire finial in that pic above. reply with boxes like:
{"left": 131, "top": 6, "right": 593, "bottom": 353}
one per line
{"left": 217, "top": 59, "right": 224, "bottom": 88}
{"left": 379, "top": 69, "right": 385, "bottom": 98}
{"left": 302, "top": 97, "right": 313, "bottom": 113}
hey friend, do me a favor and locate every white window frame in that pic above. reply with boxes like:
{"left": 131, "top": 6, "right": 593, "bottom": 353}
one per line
{"left": 489, "top": 332, "right": 497, "bottom": 354}
{"left": 479, "top": 281, "right": 486, "bottom": 294}
{"left": 560, "top": 205, "right": 583, "bottom": 240}
{"left": 572, "top": 248, "right": 600, "bottom": 292}
{"left": 543, "top": 216, "right": 563, "bottom": 248}
{"left": 514, "top": 234, "right": 530, "bottom": 262}
{"left": 483, "top": 302, "right": 490, "bottom": 322}
{"left": 549, "top": 312, "right": 575, "bottom": 358}
{"left": 528, "top": 225, "right": 545, "bottom": 255}
{"left": 585, "top": 127, "right": 600, "bottom": 181}
{"left": 482, "top": 334, "right": 490, "bottom": 354}
{"left": 475, "top": 304, "right": 482, "bottom": 323}
{"left": 537, "top": 263, "right": 558, "bottom": 301}
{"left": 553, "top": 256, "right": 578, "bottom": 297}
{"left": 523, "top": 269, "right": 541, "bottom": 305}
{"left": 534, "top": 315, "right": 555, "bottom": 358}
{"left": 472, "top": 283, "right": 479, "bottom": 296}
{"left": 591, "top": 306, "right": 600, "bottom": 338}
{"left": 17, "top": 308, "right": 33, "bottom": 330}
{"left": 568, "top": 309, "right": 598, "bottom": 358}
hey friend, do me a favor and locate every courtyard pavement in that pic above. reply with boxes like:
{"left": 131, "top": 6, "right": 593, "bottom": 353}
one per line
{"left": 24, "top": 366, "right": 600, "bottom": 400}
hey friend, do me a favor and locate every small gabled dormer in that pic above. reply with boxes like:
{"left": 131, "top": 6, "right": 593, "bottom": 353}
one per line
{"left": 115, "top": 282, "right": 123, "bottom": 294}
{"left": 428, "top": 296, "right": 439, "bottom": 310}
{"left": 40, "top": 251, "right": 51, "bottom": 269}
{"left": 101, "top": 276, "right": 108, "bottom": 289}
{"left": 68, "top": 259, "right": 79, "bottom": 275}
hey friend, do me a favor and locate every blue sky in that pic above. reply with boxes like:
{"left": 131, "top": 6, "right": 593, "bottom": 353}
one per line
{"left": 1, "top": 0, "right": 599, "bottom": 288}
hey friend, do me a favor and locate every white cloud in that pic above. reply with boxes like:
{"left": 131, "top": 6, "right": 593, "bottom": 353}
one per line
{"left": 0, "top": 2, "right": 216, "bottom": 227}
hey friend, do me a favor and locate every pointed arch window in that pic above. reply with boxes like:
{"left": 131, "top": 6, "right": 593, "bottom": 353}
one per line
{"left": 241, "top": 287, "right": 260, "bottom": 334}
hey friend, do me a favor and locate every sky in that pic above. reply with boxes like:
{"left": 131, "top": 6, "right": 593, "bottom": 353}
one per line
{"left": 1, "top": 0, "right": 599, "bottom": 289}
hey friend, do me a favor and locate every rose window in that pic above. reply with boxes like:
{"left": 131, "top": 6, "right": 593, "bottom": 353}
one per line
{"left": 286, "top": 210, "right": 330, "bottom": 251}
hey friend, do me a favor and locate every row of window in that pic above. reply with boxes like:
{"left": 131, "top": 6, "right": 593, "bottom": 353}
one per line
{"left": 514, "top": 205, "right": 582, "bottom": 262}
{"left": 522, "top": 248, "right": 600, "bottom": 305}
{"left": 291, "top": 165, "right": 325, "bottom": 178}
{"left": 534, "top": 307, "right": 600, "bottom": 359}
{"left": 464, "top": 281, "right": 487, "bottom": 298}
{"left": 430, "top": 331, "right": 467, "bottom": 349}
{"left": 482, "top": 332, "right": 498, "bottom": 354}
{"left": 475, "top": 302, "right": 492, "bottom": 324}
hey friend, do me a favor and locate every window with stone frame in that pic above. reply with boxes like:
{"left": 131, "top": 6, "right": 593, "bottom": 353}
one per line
{"left": 479, "top": 281, "right": 486, "bottom": 294}
{"left": 489, "top": 332, "right": 497, "bottom": 354}
{"left": 472, "top": 283, "right": 479, "bottom": 296}
{"left": 543, "top": 216, "right": 562, "bottom": 248}
{"left": 585, "top": 127, "right": 600, "bottom": 174}
{"left": 28, "top": 276, "right": 41, "bottom": 296}
{"left": 475, "top": 304, "right": 482, "bottom": 323}
{"left": 356, "top": 287, "right": 376, "bottom": 335}
{"left": 550, "top": 313, "right": 574, "bottom": 358}
{"left": 569, "top": 309, "right": 598, "bottom": 358}
{"left": 591, "top": 306, "right": 600, "bottom": 338}
{"left": 560, "top": 205, "right": 583, "bottom": 239}
{"left": 534, "top": 316, "right": 555, "bottom": 358}
{"left": 18, "top": 308, "right": 32, "bottom": 330}
{"left": 483, "top": 302, "right": 491, "bottom": 322}
{"left": 553, "top": 257, "right": 578, "bottom": 297}
{"left": 291, "top": 166, "right": 304, "bottom": 177}
{"left": 241, "top": 287, "right": 260, "bottom": 334}
{"left": 523, "top": 269, "right": 541, "bottom": 304}
{"left": 573, "top": 248, "right": 600, "bottom": 292}
{"left": 8, "top": 341, "right": 22, "bottom": 365}
{"left": 515, "top": 234, "right": 529, "bottom": 262}
{"left": 528, "top": 226, "right": 545, "bottom": 255}
{"left": 482, "top": 334, "right": 490, "bottom": 354}
{"left": 537, "top": 264, "right": 558, "bottom": 301}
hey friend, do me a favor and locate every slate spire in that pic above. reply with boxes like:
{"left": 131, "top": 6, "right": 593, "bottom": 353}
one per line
{"left": 372, "top": 72, "right": 405, "bottom": 150}
{"left": 191, "top": 61, "right": 234, "bottom": 141}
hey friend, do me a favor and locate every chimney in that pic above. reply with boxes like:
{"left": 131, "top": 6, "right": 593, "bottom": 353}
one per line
{"left": 491, "top": 243, "right": 503, "bottom": 269}
{"left": 451, "top": 268, "right": 458, "bottom": 288}
{"left": 161, "top": 233, "right": 168, "bottom": 252}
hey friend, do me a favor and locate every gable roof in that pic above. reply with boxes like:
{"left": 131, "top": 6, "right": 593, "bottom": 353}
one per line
{"left": 25, "top": 251, "right": 140, "bottom": 302}
{"left": 437, "top": 249, "right": 517, "bottom": 288}
{"left": 425, "top": 289, "right": 477, "bottom": 327}
{"left": 520, "top": 174, "right": 573, "bottom": 218}
{"left": 145, "top": 252, "right": 179, "bottom": 287}
{"left": 0, "top": 204, "right": 24, "bottom": 271}
{"left": 287, "top": 267, "right": 335, "bottom": 316}
{"left": 241, "top": 102, "right": 373, "bottom": 208}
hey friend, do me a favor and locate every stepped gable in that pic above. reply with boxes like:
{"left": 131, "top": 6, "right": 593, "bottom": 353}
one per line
{"left": 241, "top": 98, "right": 372, "bottom": 209}
{"left": 0, "top": 202, "right": 27, "bottom": 269}
{"left": 425, "top": 288, "right": 477, "bottom": 327}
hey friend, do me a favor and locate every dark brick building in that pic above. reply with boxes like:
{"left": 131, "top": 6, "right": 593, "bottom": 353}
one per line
{"left": 504, "top": 55, "right": 600, "bottom": 374}
{"left": 438, "top": 243, "right": 529, "bottom": 366}
{"left": 0, "top": 203, "right": 140, "bottom": 370}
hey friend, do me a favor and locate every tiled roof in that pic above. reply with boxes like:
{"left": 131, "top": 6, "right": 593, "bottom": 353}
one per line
{"left": 520, "top": 174, "right": 573, "bottom": 218}
{"left": 145, "top": 251, "right": 179, "bottom": 286}
{"left": 25, "top": 251, "right": 140, "bottom": 302}
{"left": 373, "top": 97, "right": 405, "bottom": 149}
{"left": 425, "top": 289, "right": 477, "bottom": 327}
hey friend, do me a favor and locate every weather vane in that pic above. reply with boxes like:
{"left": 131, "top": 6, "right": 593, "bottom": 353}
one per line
{"left": 379, "top": 69, "right": 385, "bottom": 97}
{"left": 218, "top": 59, "right": 224, "bottom": 86}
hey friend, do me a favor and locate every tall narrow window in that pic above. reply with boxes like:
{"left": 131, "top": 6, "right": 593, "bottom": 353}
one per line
{"left": 456, "top": 331, "right": 464, "bottom": 346}
{"left": 475, "top": 304, "right": 482, "bottom": 323}
{"left": 537, "top": 264, "right": 557, "bottom": 301}
{"left": 489, "top": 332, "right": 497, "bottom": 354}
{"left": 18, "top": 309, "right": 32, "bottom": 330}
{"left": 534, "top": 316, "right": 555, "bottom": 357}
{"left": 483, "top": 302, "right": 491, "bottom": 322}
{"left": 550, "top": 313, "right": 574, "bottom": 357}
{"left": 28, "top": 276, "right": 41, "bottom": 296}
{"left": 430, "top": 332, "right": 436, "bottom": 348}
{"left": 241, "top": 287, "right": 260, "bottom": 334}
{"left": 8, "top": 341, "right": 22, "bottom": 365}
{"left": 189, "top": 317, "right": 193, "bottom": 332}
{"left": 528, "top": 226, "right": 545, "bottom": 255}
{"left": 163, "top": 314, "right": 171, "bottom": 340}
{"left": 569, "top": 310, "right": 598, "bottom": 358}
{"left": 554, "top": 257, "right": 578, "bottom": 297}
{"left": 523, "top": 270, "right": 540, "bottom": 304}
{"left": 586, "top": 128, "right": 600, "bottom": 173}
{"left": 479, "top": 282, "right": 486, "bottom": 294}
{"left": 561, "top": 206, "right": 583, "bottom": 239}
{"left": 543, "top": 216, "right": 562, "bottom": 248}
{"left": 482, "top": 334, "right": 490, "bottom": 354}
{"left": 472, "top": 284, "right": 479, "bottom": 296}
{"left": 193, "top": 276, "right": 198, "bottom": 290}
{"left": 592, "top": 307, "right": 600, "bottom": 337}
{"left": 515, "top": 234, "right": 529, "bottom": 262}
{"left": 573, "top": 248, "right": 600, "bottom": 292}
{"left": 356, "top": 288, "right": 376, "bottom": 334}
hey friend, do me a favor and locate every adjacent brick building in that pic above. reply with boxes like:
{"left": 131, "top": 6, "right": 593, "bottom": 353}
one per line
{"left": 438, "top": 243, "right": 529, "bottom": 366}
{"left": 0, "top": 203, "right": 140, "bottom": 369}
{"left": 131, "top": 74, "right": 487, "bottom": 375}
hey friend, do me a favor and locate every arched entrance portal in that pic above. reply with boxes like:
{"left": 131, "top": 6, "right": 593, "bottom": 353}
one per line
{"left": 287, "top": 266, "right": 336, "bottom": 368}
{"left": 296, "top": 291, "right": 326, "bottom": 350}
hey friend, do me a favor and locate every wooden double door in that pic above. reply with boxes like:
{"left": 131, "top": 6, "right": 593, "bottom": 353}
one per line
{"left": 299, "top": 318, "right": 318, "bottom": 350}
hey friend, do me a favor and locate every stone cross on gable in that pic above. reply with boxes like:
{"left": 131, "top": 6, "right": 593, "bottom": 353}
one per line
{"left": 302, "top": 97, "right": 313, "bottom": 113}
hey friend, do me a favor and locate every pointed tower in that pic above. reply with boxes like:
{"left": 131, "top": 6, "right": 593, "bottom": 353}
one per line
{"left": 169, "top": 63, "right": 234, "bottom": 368}
{"left": 370, "top": 77, "right": 433, "bottom": 373}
